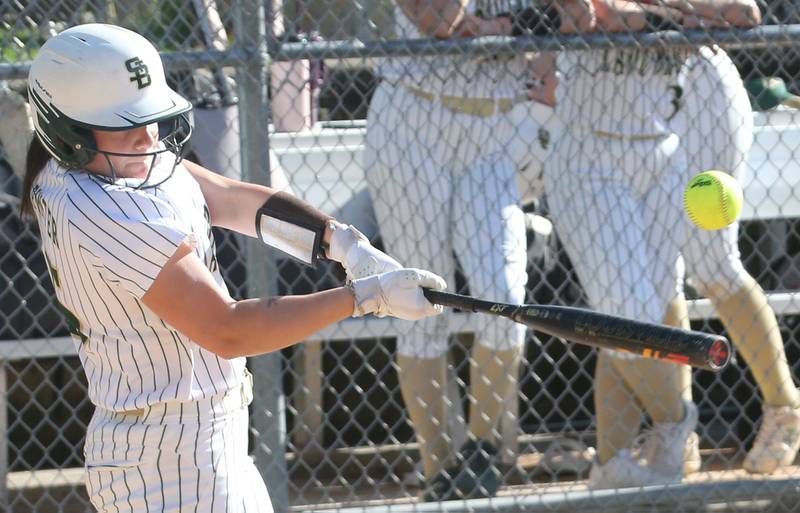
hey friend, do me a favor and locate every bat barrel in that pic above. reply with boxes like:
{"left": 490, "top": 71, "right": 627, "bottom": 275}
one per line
{"left": 423, "top": 290, "right": 732, "bottom": 372}
{"left": 634, "top": 332, "right": 731, "bottom": 371}
{"left": 513, "top": 305, "right": 732, "bottom": 372}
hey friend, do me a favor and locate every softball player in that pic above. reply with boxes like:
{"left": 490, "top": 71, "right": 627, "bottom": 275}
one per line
{"left": 681, "top": 44, "right": 800, "bottom": 475}
{"left": 548, "top": 0, "right": 765, "bottom": 488}
{"left": 584, "top": 1, "right": 783, "bottom": 482}
{"left": 23, "top": 24, "right": 445, "bottom": 512}
{"left": 546, "top": 2, "right": 700, "bottom": 488}
{"left": 363, "top": 1, "right": 593, "bottom": 500}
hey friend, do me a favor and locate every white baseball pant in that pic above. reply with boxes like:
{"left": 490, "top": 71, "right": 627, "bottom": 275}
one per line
{"left": 84, "top": 377, "right": 272, "bottom": 512}
{"left": 546, "top": 128, "right": 688, "bottom": 327}
{"left": 364, "top": 82, "right": 528, "bottom": 359}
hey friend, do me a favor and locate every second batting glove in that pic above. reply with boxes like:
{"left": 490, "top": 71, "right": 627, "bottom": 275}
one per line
{"left": 327, "top": 222, "right": 402, "bottom": 280}
{"left": 351, "top": 268, "right": 446, "bottom": 320}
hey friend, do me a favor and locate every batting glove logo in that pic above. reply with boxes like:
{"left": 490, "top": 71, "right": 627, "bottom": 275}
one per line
{"left": 125, "top": 57, "right": 152, "bottom": 89}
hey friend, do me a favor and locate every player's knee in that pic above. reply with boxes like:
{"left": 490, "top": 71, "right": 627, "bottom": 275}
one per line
{"left": 689, "top": 259, "right": 749, "bottom": 298}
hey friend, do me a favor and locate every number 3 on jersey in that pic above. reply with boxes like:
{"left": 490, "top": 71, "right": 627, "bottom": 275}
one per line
{"left": 667, "top": 84, "right": 684, "bottom": 121}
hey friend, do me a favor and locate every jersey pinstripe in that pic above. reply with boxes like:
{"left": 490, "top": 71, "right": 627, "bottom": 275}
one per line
{"left": 379, "top": 0, "right": 531, "bottom": 98}
{"left": 31, "top": 156, "right": 245, "bottom": 413}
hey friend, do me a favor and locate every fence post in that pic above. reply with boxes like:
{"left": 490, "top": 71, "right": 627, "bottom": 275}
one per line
{"left": 235, "top": 1, "right": 289, "bottom": 511}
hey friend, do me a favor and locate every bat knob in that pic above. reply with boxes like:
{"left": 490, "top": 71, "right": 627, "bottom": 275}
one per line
{"left": 707, "top": 337, "right": 732, "bottom": 371}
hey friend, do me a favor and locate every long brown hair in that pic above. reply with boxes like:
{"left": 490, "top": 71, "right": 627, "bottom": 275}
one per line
{"left": 19, "top": 136, "right": 51, "bottom": 218}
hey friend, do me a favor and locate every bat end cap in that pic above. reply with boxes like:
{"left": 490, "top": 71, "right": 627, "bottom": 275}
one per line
{"left": 708, "top": 337, "right": 732, "bottom": 371}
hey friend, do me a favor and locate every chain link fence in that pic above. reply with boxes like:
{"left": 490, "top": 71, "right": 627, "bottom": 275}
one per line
{"left": 2, "top": 1, "right": 800, "bottom": 512}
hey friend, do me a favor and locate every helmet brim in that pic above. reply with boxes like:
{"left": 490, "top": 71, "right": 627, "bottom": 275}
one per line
{"left": 70, "top": 87, "right": 192, "bottom": 130}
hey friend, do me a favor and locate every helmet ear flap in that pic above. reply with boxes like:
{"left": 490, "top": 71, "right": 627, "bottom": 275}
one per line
{"left": 54, "top": 123, "right": 96, "bottom": 168}
{"left": 32, "top": 104, "right": 97, "bottom": 168}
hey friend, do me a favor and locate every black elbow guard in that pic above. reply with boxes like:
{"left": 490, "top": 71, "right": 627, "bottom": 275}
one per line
{"left": 255, "top": 191, "right": 332, "bottom": 267}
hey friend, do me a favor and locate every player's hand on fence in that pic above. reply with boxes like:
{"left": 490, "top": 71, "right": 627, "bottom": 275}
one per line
{"left": 454, "top": 13, "right": 512, "bottom": 37}
{"left": 350, "top": 269, "right": 446, "bottom": 320}
{"left": 327, "top": 223, "right": 402, "bottom": 279}
{"left": 553, "top": 0, "right": 596, "bottom": 34}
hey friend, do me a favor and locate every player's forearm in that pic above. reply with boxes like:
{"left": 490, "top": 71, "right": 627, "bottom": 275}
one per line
{"left": 218, "top": 288, "right": 355, "bottom": 358}
{"left": 144, "top": 243, "right": 438, "bottom": 360}
{"left": 661, "top": 0, "right": 761, "bottom": 27}
{"left": 398, "top": 0, "right": 470, "bottom": 38}
{"left": 213, "top": 181, "right": 272, "bottom": 236}
{"left": 550, "top": 0, "right": 596, "bottom": 33}
{"left": 481, "top": 1, "right": 594, "bottom": 37}
{"left": 595, "top": 0, "right": 685, "bottom": 31}
{"left": 143, "top": 242, "right": 360, "bottom": 360}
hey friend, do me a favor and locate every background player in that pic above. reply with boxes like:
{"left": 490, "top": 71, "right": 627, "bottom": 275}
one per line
{"left": 585, "top": 0, "right": 795, "bottom": 481}
{"left": 363, "top": 0, "right": 594, "bottom": 501}
{"left": 549, "top": 0, "right": 765, "bottom": 488}
{"left": 23, "top": 23, "right": 445, "bottom": 512}
{"left": 676, "top": 41, "right": 800, "bottom": 475}
{"left": 546, "top": 0, "right": 706, "bottom": 488}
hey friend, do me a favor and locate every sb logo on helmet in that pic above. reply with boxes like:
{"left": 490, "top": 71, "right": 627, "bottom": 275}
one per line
{"left": 125, "top": 57, "right": 152, "bottom": 89}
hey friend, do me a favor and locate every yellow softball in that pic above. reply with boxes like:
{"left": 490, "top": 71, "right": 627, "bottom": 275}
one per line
{"left": 684, "top": 170, "right": 744, "bottom": 231}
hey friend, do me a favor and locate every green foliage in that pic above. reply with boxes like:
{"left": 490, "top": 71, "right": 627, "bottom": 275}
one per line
{"left": 0, "top": 22, "right": 44, "bottom": 63}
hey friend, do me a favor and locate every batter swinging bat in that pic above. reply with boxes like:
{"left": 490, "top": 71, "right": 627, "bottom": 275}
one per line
{"left": 423, "top": 289, "right": 731, "bottom": 371}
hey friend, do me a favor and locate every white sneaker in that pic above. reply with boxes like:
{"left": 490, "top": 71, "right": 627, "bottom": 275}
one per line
{"left": 743, "top": 403, "right": 800, "bottom": 474}
{"left": 638, "top": 432, "right": 701, "bottom": 474}
{"left": 588, "top": 449, "right": 677, "bottom": 489}
{"left": 636, "top": 400, "right": 699, "bottom": 479}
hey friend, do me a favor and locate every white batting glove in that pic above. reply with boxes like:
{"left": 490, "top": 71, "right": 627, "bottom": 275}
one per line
{"left": 351, "top": 268, "right": 447, "bottom": 320}
{"left": 327, "top": 223, "right": 402, "bottom": 279}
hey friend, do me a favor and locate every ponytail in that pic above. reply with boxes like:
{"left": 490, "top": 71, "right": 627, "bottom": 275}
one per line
{"left": 19, "top": 136, "right": 51, "bottom": 218}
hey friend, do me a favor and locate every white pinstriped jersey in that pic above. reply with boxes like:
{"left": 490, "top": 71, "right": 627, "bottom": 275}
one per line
{"left": 31, "top": 156, "right": 245, "bottom": 412}
{"left": 379, "top": 0, "right": 530, "bottom": 98}
{"left": 556, "top": 47, "right": 691, "bottom": 136}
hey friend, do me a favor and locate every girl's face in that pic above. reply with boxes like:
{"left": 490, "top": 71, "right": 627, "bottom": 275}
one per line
{"left": 87, "top": 123, "right": 159, "bottom": 178}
